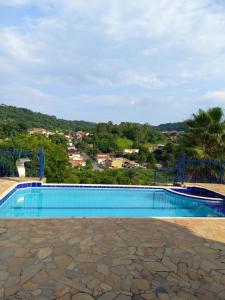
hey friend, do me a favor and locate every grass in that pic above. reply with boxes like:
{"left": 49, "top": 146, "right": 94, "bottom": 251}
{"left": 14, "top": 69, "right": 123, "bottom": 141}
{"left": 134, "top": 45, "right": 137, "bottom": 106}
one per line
{"left": 142, "top": 142, "right": 157, "bottom": 148}
{"left": 116, "top": 137, "right": 133, "bottom": 150}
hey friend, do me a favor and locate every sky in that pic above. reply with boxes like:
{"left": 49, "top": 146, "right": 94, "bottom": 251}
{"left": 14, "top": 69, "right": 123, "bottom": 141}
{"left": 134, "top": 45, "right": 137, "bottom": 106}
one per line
{"left": 0, "top": 0, "right": 225, "bottom": 125}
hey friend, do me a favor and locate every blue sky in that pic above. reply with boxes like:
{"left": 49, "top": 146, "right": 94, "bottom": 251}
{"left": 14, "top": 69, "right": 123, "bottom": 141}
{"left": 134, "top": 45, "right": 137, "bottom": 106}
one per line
{"left": 0, "top": 0, "right": 225, "bottom": 124}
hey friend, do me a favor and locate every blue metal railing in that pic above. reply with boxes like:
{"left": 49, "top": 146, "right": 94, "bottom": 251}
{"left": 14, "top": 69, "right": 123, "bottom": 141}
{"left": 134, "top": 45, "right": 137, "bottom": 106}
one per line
{"left": 154, "top": 155, "right": 225, "bottom": 185}
{"left": 0, "top": 148, "right": 45, "bottom": 179}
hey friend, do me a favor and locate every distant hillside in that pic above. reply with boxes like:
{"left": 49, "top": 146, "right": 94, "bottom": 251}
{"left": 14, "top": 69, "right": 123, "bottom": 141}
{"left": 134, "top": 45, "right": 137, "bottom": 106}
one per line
{"left": 0, "top": 104, "right": 188, "bottom": 133}
{"left": 156, "top": 121, "right": 187, "bottom": 132}
{"left": 0, "top": 104, "right": 96, "bottom": 131}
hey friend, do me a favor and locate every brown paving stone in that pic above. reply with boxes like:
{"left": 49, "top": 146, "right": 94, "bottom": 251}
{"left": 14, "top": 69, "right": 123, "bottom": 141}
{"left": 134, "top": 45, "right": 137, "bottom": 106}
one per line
{"left": 58, "top": 293, "right": 72, "bottom": 300}
{"left": 97, "top": 264, "right": 109, "bottom": 276}
{"left": 143, "top": 261, "right": 169, "bottom": 272}
{"left": 20, "top": 263, "right": 43, "bottom": 284}
{"left": 55, "top": 255, "right": 72, "bottom": 268}
{"left": 54, "top": 284, "right": 70, "bottom": 298}
{"left": 161, "top": 256, "right": 177, "bottom": 273}
{"left": 4, "top": 285, "right": 20, "bottom": 298}
{"left": 32, "top": 288, "right": 42, "bottom": 296}
{"left": 0, "top": 270, "right": 9, "bottom": 281}
{"left": 31, "top": 270, "right": 49, "bottom": 284}
{"left": 141, "top": 292, "right": 157, "bottom": 300}
{"left": 60, "top": 278, "right": 91, "bottom": 294}
{"left": 0, "top": 218, "right": 225, "bottom": 299}
{"left": 115, "top": 294, "right": 132, "bottom": 300}
{"left": 4, "top": 276, "right": 20, "bottom": 288}
{"left": 38, "top": 247, "right": 52, "bottom": 260}
{"left": 97, "top": 291, "right": 118, "bottom": 300}
{"left": 87, "top": 278, "right": 100, "bottom": 290}
{"left": 22, "top": 281, "right": 38, "bottom": 291}
{"left": 72, "top": 293, "right": 94, "bottom": 300}
{"left": 133, "top": 279, "right": 150, "bottom": 291}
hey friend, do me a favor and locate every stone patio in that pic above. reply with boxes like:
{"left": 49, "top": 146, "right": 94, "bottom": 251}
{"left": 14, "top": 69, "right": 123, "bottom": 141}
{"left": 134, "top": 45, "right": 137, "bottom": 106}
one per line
{"left": 1, "top": 218, "right": 225, "bottom": 300}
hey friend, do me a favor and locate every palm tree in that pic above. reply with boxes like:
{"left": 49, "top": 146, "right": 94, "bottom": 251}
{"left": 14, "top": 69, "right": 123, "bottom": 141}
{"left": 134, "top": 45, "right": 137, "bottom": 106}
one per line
{"left": 182, "top": 107, "right": 225, "bottom": 159}
{"left": 126, "top": 168, "right": 139, "bottom": 184}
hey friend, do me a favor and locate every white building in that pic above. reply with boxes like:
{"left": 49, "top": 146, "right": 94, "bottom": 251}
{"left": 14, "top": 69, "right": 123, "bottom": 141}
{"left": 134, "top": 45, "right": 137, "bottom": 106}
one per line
{"left": 123, "top": 149, "right": 139, "bottom": 154}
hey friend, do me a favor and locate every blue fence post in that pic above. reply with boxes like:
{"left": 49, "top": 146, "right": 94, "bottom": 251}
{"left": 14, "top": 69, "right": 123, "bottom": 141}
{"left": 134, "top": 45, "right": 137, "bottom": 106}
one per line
{"left": 174, "top": 168, "right": 178, "bottom": 184}
{"left": 220, "top": 161, "right": 224, "bottom": 184}
{"left": 154, "top": 169, "right": 158, "bottom": 186}
{"left": 39, "top": 147, "right": 45, "bottom": 180}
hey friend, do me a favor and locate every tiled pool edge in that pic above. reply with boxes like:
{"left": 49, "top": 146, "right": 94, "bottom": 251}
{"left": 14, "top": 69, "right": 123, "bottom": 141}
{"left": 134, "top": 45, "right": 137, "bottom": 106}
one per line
{"left": 0, "top": 182, "right": 164, "bottom": 208}
{"left": 0, "top": 181, "right": 42, "bottom": 207}
{"left": 1, "top": 181, "right": 225, "bottom": 207}
{"left": 165, "top": 188, "right": 224, "bottom": 203}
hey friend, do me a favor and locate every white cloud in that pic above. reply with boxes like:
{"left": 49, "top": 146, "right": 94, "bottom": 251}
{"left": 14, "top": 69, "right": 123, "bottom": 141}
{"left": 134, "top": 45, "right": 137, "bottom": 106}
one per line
{"left": 200, "top": 90, "right": 225, "bottom": 105}
{"left": 0, "top": 0, "right": 225, "bottom": 122}
{"left": 119, "top": 71, "right": 163, "bottom": 88}
{"left": 0, "top": 0, "right": 28, "bottom": 5}
{"left": 0, "top": 28, "right": 45, "bottom": 63}
{"left": 77, "top": 95, "right": 143, "bottom": 107}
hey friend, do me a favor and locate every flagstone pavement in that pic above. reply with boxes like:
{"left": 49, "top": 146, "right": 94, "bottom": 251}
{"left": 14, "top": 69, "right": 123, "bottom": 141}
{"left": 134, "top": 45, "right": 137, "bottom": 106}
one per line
{"left": 0, "top": 218, "right": 225, "bottom": 300}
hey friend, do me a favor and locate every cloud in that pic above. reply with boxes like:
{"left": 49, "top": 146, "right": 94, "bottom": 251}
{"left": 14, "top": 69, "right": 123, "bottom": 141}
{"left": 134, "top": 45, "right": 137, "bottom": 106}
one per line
{"left": 0, "top": 0, "right": 28, "bottom": 5}
{"left": 0, "top": 28, "right": 45, "bottom": 63}
{"left": 119, "top": 71, "right": 163, "bottom": 88}
{"left": 0, "top": 0, "right": 225, "bottom": 123}
{"left": 200, "top": 90, "right": 225, "bottom": 104}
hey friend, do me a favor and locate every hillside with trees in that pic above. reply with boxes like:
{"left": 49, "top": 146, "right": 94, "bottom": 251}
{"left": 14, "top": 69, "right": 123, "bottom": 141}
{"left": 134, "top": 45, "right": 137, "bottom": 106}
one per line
{"left": 0, "top": 104, "right": 188, "bottom": 134}
{"left": 0, "top": 105, "right": 224, "bottom": 184}
{"left": 156, "top": 121, "right": 187, "bottom": 132}
{"left": 0, "top": 104, "right": 96, "bottom": 133}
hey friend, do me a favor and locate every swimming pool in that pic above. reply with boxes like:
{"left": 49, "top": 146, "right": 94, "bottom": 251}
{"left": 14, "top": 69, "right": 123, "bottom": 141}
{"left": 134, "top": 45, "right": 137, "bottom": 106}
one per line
{"left": 0, "top": 185, "right": 224, "bottom": 218}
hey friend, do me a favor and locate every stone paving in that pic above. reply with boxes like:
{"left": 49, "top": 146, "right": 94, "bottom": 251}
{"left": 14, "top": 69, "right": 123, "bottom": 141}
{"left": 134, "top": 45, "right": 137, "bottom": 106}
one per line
{"left": 0, "top": 218, "right": 225, "bottom": 300}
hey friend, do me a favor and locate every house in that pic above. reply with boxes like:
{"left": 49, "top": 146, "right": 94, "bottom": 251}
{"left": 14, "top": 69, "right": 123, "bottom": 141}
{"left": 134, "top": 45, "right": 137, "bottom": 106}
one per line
{"left": 75, "top": 131, "right": 90, "bottom": 140}
{"left": 156, "top": 144, "right": 165, "bottom": 150}
{"left": 123, "top": 149, "right": 139, "bottom": 154}
{"left": 46, "top": 130, "right": 55, "bottom": 137}
{"left": 96, "top": 154, "right": 111, "bottom": 164}
{"left": 70, "top": 153, "right": 83, "bottom": 160}
{"left": 110, "top": 158, "right": 124, "bottom": 169}
{"left": 148, "top": 145, "right": 157, "bottom": 153}
{"left": 123, "top": 159, "right": 140, "bottom": 168}
{"left": 67, "top": 146, "right": 77, "bottom": 156}
{"left": 65, "top": 134, "right": 74, "bottom": 147}
{"left": 155, "top": 163, "right": 162, "bottom": 168}
{"left": 27, "top": 128, "right": 47, "bottom": 135}
{"left": 69, "top": 152, "right": 86, "bottom": 167}
{"left": 69, "top": 159, "right": 86, "bottom": 167}
{"left": 27, "top": 128, "right": 55, "bottom": 137}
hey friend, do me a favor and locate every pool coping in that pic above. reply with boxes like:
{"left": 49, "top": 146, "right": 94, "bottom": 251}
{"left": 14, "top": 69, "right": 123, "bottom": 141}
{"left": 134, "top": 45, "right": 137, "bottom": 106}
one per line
{"left": 165, "top": 188, "right": 224, "bottom": 202}
{"left": 1, "top": 181, "right": 225, "bottom": 202}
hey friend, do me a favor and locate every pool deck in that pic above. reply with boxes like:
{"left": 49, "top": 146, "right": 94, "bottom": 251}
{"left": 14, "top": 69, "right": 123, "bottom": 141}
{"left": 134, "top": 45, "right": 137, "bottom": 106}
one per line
{"left": 0, "top": 218, "right": 225, "bottom": 300}
{"left": 0, "top": 179, "right": 225, "bottom": 299}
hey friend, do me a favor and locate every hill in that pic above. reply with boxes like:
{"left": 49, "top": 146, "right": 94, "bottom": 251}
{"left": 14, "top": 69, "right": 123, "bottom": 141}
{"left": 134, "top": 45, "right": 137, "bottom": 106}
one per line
{"left": 0, "top": 104, "right": 96, "bottom": 131}
{"left": 0, "top": 104, "right": 187, "bottom": 133}
{"left": 156, "top": 121, "right": 187, "bottom": 132}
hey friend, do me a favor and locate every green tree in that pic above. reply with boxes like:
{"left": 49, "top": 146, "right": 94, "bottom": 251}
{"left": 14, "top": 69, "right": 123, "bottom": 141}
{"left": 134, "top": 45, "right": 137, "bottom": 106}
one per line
{"left": 181, "top": 107, "right": 225, "bottom": 159}
{"left": 49, "top": 134, "right": 68, "bottom": 149}
{"left": 0, "top": 134, "right": 73, "bottom": 182}
{"left": 126, "top": 169, "right": 139, "bottom": 184}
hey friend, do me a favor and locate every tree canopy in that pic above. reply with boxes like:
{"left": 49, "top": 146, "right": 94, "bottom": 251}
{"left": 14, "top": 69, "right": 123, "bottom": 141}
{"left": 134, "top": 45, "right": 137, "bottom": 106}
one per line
{"left": 179, "top": 107, "right": 225, "bottom": 159}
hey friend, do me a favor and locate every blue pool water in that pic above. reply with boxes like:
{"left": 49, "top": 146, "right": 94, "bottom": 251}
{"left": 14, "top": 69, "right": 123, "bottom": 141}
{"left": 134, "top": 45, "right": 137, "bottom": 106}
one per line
{"left": 0, "top": 187, "right": 224, "bottom": 218}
